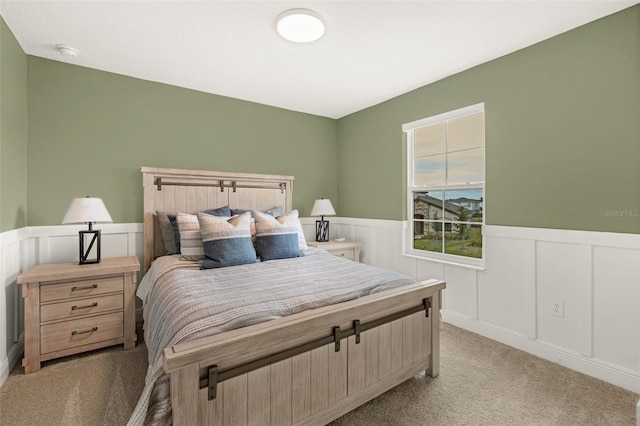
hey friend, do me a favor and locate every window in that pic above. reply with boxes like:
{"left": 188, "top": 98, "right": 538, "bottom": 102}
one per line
{"left": 403, "top": 103, "right": 485, "bottom": 267}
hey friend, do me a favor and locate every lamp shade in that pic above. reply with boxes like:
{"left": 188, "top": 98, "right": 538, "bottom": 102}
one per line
{"left": 62, "top": 197, "right": 113, "bottom": 224}
{"left": 310, "top": 199, "right": 336, "bottom": 217}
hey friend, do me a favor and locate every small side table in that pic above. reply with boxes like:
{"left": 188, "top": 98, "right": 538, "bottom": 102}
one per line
{"left": 18, "top": 256, "right": 139, "bottom": 374}
{"left": 307, "top": 240, "right": 362, "bottom": 262}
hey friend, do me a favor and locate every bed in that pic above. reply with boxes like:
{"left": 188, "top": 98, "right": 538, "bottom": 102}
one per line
{"left": 132, "top": 167, "right": 446, "bottom": 425}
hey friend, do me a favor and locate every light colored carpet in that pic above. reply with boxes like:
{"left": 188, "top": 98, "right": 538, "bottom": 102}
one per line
{"left": 1, "top": 324, "right": 637, "bottom": 425}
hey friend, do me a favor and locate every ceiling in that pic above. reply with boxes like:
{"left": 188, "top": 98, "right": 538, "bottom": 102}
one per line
{"left": 1, "top": 1, "right": 637, "bottom": 119}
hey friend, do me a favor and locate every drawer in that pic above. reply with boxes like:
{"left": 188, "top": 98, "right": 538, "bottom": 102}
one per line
{"left": 329, "top": 249, "right": 355, "bottom": 260}
{"left": 40, "top": 293, "right": 123, "bottom": 323}
{"left": 40, "top": 276, "right": 123, "bottom": 302}
{"left": 40, "top": 312, "right": 123, "bottom": 355}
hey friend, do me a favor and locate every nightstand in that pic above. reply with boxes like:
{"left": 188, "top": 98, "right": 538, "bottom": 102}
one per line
{"left": 18, "top": 256, "right": 140, "bottom": 374}
{"left": 307, "top": 240, "right": 362, "bottom": 262}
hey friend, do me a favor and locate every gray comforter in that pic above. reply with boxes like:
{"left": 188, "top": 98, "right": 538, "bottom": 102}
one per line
{"left": 129, "top": 248, "right": 414, "bottom": 425}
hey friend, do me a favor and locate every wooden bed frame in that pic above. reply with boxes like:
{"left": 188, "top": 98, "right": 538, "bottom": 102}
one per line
{"left": 141, "top": 166, "right": 446, "bottom": 425}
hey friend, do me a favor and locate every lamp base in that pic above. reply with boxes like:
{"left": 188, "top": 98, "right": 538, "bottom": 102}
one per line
{"left": 315, "top": 220, "right": 330, "bottom": 242}
{"left": 79, "top": 229, "right": 101, "bottom": 265}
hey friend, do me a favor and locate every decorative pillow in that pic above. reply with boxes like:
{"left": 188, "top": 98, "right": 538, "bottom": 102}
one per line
{"left": 177, "top": 213, "right": 208, "bottom": 261}
{"left": 157, "top": 206, "right": 231, "bottom": 255}
{"left": 290, "top": 210, "right": 308, "bottom": 251}
{"left": 198, "top": 212, "right": 259, "bottom": 269}
{"left": 254, "top": 210, "right": 304, "bottom": 261}
{"left": 157, "top": 212, "right": 180, "bottom": 255}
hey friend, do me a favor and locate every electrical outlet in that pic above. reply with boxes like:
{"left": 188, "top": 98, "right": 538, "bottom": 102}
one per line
{"left": 551, "top": 299, "right": 564, "bottom": 317}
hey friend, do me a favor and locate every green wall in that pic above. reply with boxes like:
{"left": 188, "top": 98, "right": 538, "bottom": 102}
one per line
{"left": 337, "top": 5, "right": 640, "bottom": 234}
{"left": 0, "top": 17, "right": 28, "bottom": 232}
{"left": 27, "top": 58, "right": 338, "bottom": 225}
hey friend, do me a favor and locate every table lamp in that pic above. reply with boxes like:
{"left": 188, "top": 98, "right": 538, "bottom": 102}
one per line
{"left": 310, "top": 198, "right": 336, "bottom": 242}
{"left": 62, "top": 196, "right": 113, "bottom": 264}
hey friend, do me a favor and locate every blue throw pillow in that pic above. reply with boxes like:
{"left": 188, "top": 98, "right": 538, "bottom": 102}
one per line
{"left": 254, "top": 211, "right": 304, "bottom": 261}
{"left": 198, "top": 212, "right": 259, "bottom": 269}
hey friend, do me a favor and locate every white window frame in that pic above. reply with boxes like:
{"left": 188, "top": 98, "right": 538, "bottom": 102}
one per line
{"left": 403, "top": 103, "right": 486, "bottom": 269}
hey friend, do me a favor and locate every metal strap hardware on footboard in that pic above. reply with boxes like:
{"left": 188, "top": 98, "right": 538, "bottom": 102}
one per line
{"left": 154, "top": 177, "right": 287, "bottom": 193}
{"left": 200, "top": 297, "right": 433, "bottom": 400}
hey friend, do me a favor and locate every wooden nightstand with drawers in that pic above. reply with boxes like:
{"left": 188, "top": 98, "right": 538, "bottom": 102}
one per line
{"left": 18, "top": 256, "right": 140, "bottom": 374}
{"left": 307, "top": 240, "right": 362, "bottom": 262}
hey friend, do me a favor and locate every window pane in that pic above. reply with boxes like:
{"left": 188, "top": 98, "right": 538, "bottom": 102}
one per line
{"left": 447, "top": 148, "right": 484, "bottom": 184}
{"left": 413, "top": 191, "right": 444, "bottom": 222}
{"left": 414, "top": 154, "right": 446, "bottom": 186}
{"left": 444, "top": 224, "right": 482, "bottom": 258}
{"left": 414, "top": 221, "right": 443, "bottom": 253}
{"left": 444, "top": 189, "right": 483, "bottom": 223}
{"left": 414, "top": 122, "right": 446, "bottom": 157}
{"left": 447, "top": 112, "right": 485, "bottom": 151}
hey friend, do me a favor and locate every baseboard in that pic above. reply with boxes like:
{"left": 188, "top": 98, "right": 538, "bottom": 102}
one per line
{"left": 442, "top": 310, "right": 640, "bottom": 394}
{"left": 0, "top": 333, "right": 24, "bottom": 387}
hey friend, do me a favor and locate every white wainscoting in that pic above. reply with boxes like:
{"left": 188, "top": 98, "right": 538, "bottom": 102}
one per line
{"left": 0, "top": 224, "right": 143, "bottom": 386}
{"left": 318, "top": 218, "right": 640, "bottom": 394}
{"left": 2, "top": 219, "right": 639, "bottom": 395}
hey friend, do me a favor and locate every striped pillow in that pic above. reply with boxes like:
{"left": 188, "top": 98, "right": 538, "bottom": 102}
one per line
{"left": 254, "top": 210, "right": 304, "bottom": 261}
{"left": 157, "top": 206, "right": 231, "bottom": 255}
{"left": 198, "top": 212, "right": 259, "bottom": 269}
{"left": 177, "top": 213, "right": 212, "bottom": 261}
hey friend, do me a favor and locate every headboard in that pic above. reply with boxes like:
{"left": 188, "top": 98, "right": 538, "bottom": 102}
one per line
{"left": 141, "top": 167, "right": 294, "bottom": 272}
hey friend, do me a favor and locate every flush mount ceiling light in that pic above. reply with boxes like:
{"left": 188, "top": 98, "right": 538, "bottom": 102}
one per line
{"left": 276, "top": 9, "right": 325, "bottom": 43}
{"left": 56, "top": 44, "right": 79, "bottom": 57}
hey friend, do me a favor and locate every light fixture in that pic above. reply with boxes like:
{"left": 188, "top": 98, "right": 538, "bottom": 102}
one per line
{"left": 310, "top": 198, "right": 336, "bottom": 242}
{"left": 276, "top": 9, "right": 325, "bottom": 43}
{"left": 63, "top": 197, "right": 113, "bottom": 264}
{"left": 56, "top": 44, "right": 79, "bottom": 58}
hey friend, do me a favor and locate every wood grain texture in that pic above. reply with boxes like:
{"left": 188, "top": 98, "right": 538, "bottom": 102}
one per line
{"left": 390, "top": 319, "right": 403, "bottom": 373}
{"left": 198, "top": 385, "right": 223, "bottom": 426}
{"left": 347, "top": 335, "right": 366, "bottom": 395}
{"left": 270, "top": 358, "right": 292, "bottom": 426}
{"left": 39, "top": 276, "right": 123, "bottom": 303}
{"left": 123, "top": 269, "right": 137, "bottom": 349}
{"left": 223, "top": 375, "right": 248, "bottom": 426}
{"left": 365, "top": 328, "right": 380, "bottom": 386}
{"left": 328, "top": 342, "right": 348, "bottom": 404}
{"left": 165, "top": 280, "right": 445, "bottom": 373}
{"left": 293, "top": 358, "right": 430, "bottom": 426}
{"left": 40, "top": 311, "right": 123, "bottom": 354}
{"left": 402, "top": 315, "right": 415, "bottom": 367}
{"left": 306, "top": 240, "right": 362, "bottom": 262}
{"left": 310, "top": 345, "right": 329, "bottom": 414}
{"left": 247, "top": 366, "right": 270, "bottom": 426}
{"left": 291, "top": 352, "right": 311, "bottom": 422}
{"left": 40, "top": 293, "right": 123, "bottom": 323}
{"left": 18, "top": 257, "right": 139, "bottom": 374}
{"left": 170, "top": 365, "right": 200, "bottom": 426}
{"left": 22, "top": 282, "right": 41, "bottom": 373}
{"left": 378, "top": 323, "right": 391, "bottom": 380}
{"left": 428, "top": 291, "right": 441, "bottom": 377}
{"left": 17, "top": 257, "right": 138, "bottom": 284}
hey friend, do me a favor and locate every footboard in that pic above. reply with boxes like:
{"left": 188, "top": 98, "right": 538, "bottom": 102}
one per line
{"left": 163, "top": 279, "right": 445, "bottom": 425}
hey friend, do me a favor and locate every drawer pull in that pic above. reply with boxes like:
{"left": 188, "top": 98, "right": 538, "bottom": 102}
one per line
{"left": 71, "top": 327, "right": 98, "bottom": 336}
{"left": 338, "top": 253, "right": 345, "bottom": 257}
{"left": 71, "top": 284, "right": 98, "bottom": 291}
{"left": 71, "top": 302, "right": 98, "bottom": 311}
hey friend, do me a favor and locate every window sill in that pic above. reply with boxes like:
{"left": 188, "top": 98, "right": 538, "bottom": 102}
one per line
{"left": 402, "top": 250, "right": 486, "bottom": 271}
